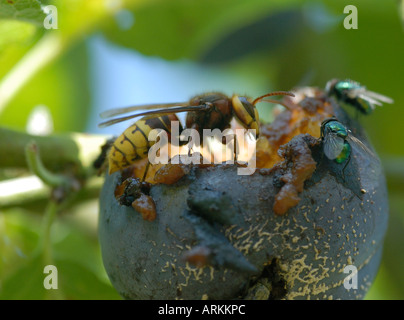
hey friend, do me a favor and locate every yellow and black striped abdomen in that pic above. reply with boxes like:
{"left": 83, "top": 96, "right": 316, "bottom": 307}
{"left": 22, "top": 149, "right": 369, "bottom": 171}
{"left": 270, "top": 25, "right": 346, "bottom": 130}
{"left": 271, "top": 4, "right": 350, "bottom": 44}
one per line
{"left": 108, "top": 114, "right": 181, "bottom": 174}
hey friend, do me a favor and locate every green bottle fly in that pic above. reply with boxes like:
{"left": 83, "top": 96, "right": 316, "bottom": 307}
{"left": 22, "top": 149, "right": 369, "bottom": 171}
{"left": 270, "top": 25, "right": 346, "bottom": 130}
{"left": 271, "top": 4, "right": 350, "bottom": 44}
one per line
{"left": 325, "top": 79, "right": 393, "bottom": 115}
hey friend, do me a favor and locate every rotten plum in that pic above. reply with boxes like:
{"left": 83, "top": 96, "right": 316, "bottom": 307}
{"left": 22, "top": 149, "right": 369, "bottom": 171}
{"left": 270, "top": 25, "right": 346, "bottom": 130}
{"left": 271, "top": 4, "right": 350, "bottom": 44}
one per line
{"left": 98, "top": 87, "right": 388, "bottom": 300}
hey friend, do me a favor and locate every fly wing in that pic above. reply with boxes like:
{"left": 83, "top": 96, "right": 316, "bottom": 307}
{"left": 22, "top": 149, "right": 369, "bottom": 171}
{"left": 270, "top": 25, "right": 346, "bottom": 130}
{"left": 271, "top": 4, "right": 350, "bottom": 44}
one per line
{"left": 346, "top": 87, "right": 366, "bottom": 99}
{"left": 361, "top": 90, "right": 394, "bottom": 104}
{"left": 357, "top": 94, "right": 382, "bottom": 107}
{"left": 347, "top": 134, "right": 377, "bottom": 160}
{"left": 347, "top": 88, "right": 393, "bottom": 106}
{"left": 323, "top": 133, "right": 345, "bottom": 160}
{"left": 347, "top": 133, "right": 381, "bottom": 188}
{"left": 98, "top": 105, "right": 210, "bottom": 128}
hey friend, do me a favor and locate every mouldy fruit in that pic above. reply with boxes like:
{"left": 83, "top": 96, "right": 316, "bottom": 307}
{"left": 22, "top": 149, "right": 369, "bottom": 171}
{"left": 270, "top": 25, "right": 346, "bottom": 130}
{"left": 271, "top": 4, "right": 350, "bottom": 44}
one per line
{"left": 98, "top": 86, "right": 388, "bottom": 300}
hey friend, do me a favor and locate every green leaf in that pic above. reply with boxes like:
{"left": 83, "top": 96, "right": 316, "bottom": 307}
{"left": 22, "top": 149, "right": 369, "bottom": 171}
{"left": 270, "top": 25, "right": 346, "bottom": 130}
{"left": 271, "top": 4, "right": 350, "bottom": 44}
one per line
{"left": 0, "top": 20, "right": 36, "bottom": 48}
{"left": 0, "top": 20, "right": 43, "bottom": 80}
{"left": 0, "top": 41, "right": 91, "bottom": 132}
{"left": 56, "top": 260, "right": 121, "bottom": 300}
{"left": 0, "top": 0, "right": 145, "bottom": 120}
{"left": 0, "top": 210, "right": 45, "bottom": 299}
{"left": 50, "top": 220, "right": 121, "bottom": 299}
{"left": 0, "top": 0, "right": 46, "bottom": 26}
{"left": 103, "top": 0, "right": 300, "bottom": 60}
{"left": 0, "top": 255, "right": 49, "bottom": 300}
{"left": 52, "top": 225, "right": 109, "bottom": 284}
{"left": 0, "top": 208, "right": 120, "bottom": 299}
{"left": 366, "top": 264, "right": 404, "bottom": 300}
{"left": 0, "top": 253, "right": 121, "bottom": 299}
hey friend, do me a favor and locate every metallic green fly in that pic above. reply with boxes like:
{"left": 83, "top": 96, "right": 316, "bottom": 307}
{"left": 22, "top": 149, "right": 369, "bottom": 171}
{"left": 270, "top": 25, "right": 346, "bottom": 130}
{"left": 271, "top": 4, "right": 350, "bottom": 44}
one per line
{"left": 321, "top": 119, "right": 351, "bottom": 164}
{"left": 325, "top": 79, "right": 393, "bottom": 115}
{"left": 320, "top": 118, "right": 377, "bottom": 176}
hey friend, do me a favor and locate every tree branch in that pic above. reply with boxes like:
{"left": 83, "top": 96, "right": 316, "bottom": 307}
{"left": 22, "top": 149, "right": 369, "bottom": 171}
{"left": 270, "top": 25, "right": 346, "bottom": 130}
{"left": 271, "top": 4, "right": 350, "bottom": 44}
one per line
{"left": 0, "top": 127, "right": 108, "bottom": 172}
{"left": 0, "top": 127, "right": 109, "bottom": 208}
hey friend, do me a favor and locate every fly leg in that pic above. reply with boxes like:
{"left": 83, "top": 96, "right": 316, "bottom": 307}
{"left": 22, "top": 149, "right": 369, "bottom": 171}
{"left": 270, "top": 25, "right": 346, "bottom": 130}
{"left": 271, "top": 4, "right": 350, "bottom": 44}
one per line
{"left": 341, "top": 154, "right": 351, "bottom": 182}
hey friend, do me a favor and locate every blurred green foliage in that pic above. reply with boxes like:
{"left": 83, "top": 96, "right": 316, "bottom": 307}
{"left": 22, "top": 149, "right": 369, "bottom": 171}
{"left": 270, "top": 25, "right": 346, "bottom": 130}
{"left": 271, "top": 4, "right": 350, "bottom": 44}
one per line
{"left": 0, "top": 0, "right": 403, "bottom": 299}
{"left": 0, "top": 0, "right": 45, "bottom": 25}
